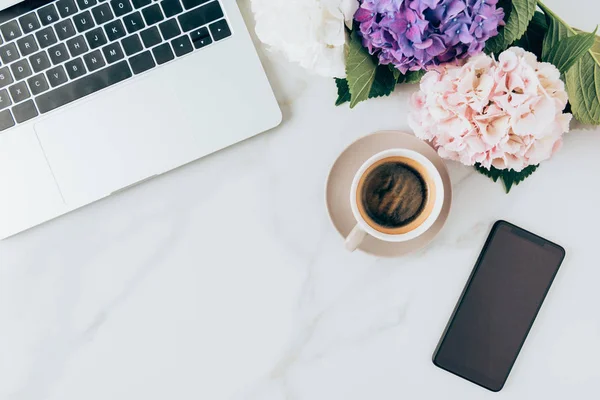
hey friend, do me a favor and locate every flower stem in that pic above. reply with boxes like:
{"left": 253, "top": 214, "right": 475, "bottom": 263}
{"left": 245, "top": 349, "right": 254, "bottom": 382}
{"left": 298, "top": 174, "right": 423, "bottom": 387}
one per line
{"left": 536, "top": 0, "right": 576, "bottom": 35}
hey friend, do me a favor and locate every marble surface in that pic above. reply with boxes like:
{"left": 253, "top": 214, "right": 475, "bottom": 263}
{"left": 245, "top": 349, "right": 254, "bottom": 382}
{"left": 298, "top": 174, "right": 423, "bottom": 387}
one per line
{"left": 1, "top": 0, "right": 600, "bottom": 399}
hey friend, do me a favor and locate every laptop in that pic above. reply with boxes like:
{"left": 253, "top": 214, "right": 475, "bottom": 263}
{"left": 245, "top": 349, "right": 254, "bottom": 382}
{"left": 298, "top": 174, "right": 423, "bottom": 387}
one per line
{"left": 0, "top": 0, "right": 281, "bottom": 239}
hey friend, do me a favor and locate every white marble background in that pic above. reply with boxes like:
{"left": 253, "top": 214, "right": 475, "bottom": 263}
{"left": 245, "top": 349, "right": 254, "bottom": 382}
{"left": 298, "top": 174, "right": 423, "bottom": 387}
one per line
{"left": 1, "top": 0, "right": 600, "bottom": 399}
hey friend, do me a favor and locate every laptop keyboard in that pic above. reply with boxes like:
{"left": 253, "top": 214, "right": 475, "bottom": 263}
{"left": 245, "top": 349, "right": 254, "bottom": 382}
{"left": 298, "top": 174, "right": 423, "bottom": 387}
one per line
{"left": 0, "top": 0, "right": 231, "bottom": 130}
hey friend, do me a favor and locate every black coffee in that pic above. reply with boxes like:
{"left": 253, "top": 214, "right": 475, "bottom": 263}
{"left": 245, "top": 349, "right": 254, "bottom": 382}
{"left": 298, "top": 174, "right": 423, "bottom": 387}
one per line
{"left": 361, "top": 161, "right": 428, "bottom": 229}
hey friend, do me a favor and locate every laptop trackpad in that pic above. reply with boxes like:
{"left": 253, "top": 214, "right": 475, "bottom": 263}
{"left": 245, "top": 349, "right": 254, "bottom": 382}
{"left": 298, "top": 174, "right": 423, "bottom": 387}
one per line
{"left": 34, "top": 80, "right": 204, "bottom": 207}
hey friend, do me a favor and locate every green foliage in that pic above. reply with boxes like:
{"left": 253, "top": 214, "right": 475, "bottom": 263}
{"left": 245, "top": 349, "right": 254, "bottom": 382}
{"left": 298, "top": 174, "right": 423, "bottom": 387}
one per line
{"left": 538, "top": 2, "right": 600, "bottom": 125}
{"left": 335, "top": 65, "right": 397, "bottom": 106}
{"left": 390, "top": 64, "right": 401, "bottom": 82}
{"left": 486, "top": 0, "right": 537, "bottom": 54}
{"left": 541, "top": 8, "right": 572, "bottom": 60}
{"left": 334, "top": 65, "right": 425, "bottom": 106}
{"left": 475, "top": 164, "right": 539, "bottom": 193}
{"left": 565, "top": 36, "right": 600, "bottom": 124}
{"left": 514, "top": 11, "right": 548, "bottom": 58}
{"left": 544, "top": 28, "right": 596, "bottom": 74}
{"left": 401, "top": 70, "right": 426, "bottom": 84}
{"left": 370, "top": 65, "right": 397, "bottom": 99}
{"left": 337, "top": 27, "right": 431, "bottom": 107}
{"left": 345, "top": 31, "right": 377, "bottom": 108}
{"left": 335, "top": 78, "right": 350, "bottom": 106}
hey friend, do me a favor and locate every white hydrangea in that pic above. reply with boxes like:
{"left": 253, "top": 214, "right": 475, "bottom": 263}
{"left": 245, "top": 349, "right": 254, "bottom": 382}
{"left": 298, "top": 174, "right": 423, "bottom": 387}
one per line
{"left": 251, "top": 0, "right": 358, "bottom": 78}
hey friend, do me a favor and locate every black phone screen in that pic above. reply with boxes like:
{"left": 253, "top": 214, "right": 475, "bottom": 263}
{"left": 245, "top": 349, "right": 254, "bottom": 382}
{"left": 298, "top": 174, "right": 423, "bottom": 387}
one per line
{"left": 433, "top": 221, "right": 565, "bottom": 392}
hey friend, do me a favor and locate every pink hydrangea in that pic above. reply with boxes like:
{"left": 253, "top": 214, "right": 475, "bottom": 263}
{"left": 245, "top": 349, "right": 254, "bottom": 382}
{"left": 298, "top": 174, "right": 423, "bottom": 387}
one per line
{"left": 408, "top": 47, "right": 572, "bottom": 172}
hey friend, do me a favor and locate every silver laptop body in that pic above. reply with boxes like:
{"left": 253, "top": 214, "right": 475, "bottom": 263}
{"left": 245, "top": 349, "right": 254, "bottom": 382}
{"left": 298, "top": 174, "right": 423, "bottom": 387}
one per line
{"left": 0, "top": 0, "right": 281, "bottom": 239}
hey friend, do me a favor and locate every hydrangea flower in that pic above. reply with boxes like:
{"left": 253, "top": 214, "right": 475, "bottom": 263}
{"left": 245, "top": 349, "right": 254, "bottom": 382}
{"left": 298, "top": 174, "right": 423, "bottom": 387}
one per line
{"left": 251, "top": 0, "right": 358, "bottom": 78}
{"left": 355, "top": 0, "right": 505, "bottom": 73}
{"left": 408, "top": 48, "right": 572, "bottom": 172}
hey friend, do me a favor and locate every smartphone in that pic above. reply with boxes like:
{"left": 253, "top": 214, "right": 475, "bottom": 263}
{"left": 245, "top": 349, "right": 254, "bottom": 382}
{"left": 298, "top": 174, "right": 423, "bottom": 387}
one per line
{"left": 433, "top": 221, "right": 566, "bottom": 392}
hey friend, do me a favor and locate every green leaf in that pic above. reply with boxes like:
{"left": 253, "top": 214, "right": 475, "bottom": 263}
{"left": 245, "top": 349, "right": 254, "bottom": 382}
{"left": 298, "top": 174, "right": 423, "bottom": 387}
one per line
{"left": 485, "top": 0, "right": 537, "bottom": 54}
{"left": 475, "top": 164, "right": 538, "bottom": 193}
{"left": 403, "top": 70, "right": 425, "bottom": 84}
{"left": 394, "top": 70, "right": 425, "bottom": 84}
{"left": 544, "top": 28, "right": 597, "bottom": 74}
{"left": 346, "top": 31, "right": 377, "bottom": 108}
{"left": 566, "top": 37, "right": 600, "bottom": 124}
{"left": 335, "top": 78, "right": 351, "bottom": 106}
{"left": 541, "top": 7, "right": 573, "bottom": 60}
{"left": 391, "top": 66, "right": 401, "bottom": 82}
{"left": 539, "top": 2, "right": 600, "bottom": 125}
{"left": 370, "top": 65, "right": 397, "bottom": 99}
{"left": 514, "top": 11, "right": 548, "bottom": 58}
{"left": 334, "top": 66, "right": 397, "bottom": 106}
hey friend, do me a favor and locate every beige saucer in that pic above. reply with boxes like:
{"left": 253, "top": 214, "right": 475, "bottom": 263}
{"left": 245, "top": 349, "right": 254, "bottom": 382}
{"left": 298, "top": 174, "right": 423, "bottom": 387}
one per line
{"left": 326, "top": 131, "right": 452, "bottom": 257}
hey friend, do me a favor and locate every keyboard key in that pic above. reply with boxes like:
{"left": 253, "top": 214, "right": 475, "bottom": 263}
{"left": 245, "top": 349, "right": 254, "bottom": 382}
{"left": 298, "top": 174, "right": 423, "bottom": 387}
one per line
{"left": 121, "top": 34, "right": 142, "bottom": 55}
{"left": 67, "top": 35, "right": 89, "bottom": 57}
{"left": 110, "top": 0, "right": 133, "bottom": 17}
{"left": 123, "top": 11, "right": 145, "bottom": 33}
{"left": 133, "top": 0, "right": 152, "bottom": 8}
{"left": 46, "top": 65, "right": 69, "bottom": 87}
{"left": 105, "top": 19, "right": 126, "bottom": 41}
{"left": 209, "top": 19, "right": 230, "bottom": 41}
{"left": 38, "top": 4, "right": 60, "bottom": 26}
{"left": 0, "top": 43, "right": 19, "bottom": 64}
{"left": 0, "top": 109, "right": 15, "bottom": 130}
{"left": 152, "top": 42, "right": 173, "bottom": 64}
{"left": 9, "top": 81, "right": 30, "bottom": 103}
{"left": 12, "top": 100, "right": 38, "bottom": 123}
{"left": 18, "top": 13, "right": 40, "bottom": 34}
{"left": 121, "top": 35, "right": 144, "bottom": 56}
{"left": 0, "top": 66, "right": 13, "bottom": 89}
{"left": 178, "top": 1, "right": 223, "bottom": 32}
{"left": 189, "top": 26, "right": 210, "bottom": 49}
{"left": 181, "top": 0, "right": 210, "bottom": 10}
{"left": 36, "top": 60, "right": 132, "bottom": 113}
{"left": 65, "top": 57, "right": 86, "bottom": 79}
{"left": 56, "top": 0, "right": 78, "bottom": 18}
{"left": 10, "top": 59, "right": 32, "bottom": 80}
{"left": 0, "top": 21, "right": 22, "bottom": 42}
{"left": 102, "top": 42, "right": 124, "bottom": 63}
{"left": 159, "top": 18, "right": 180, "bottom": 40}
{"left": 74, "top": 11, "right": 95, "bottom": 33}
{"left": 85, "top": 27, "right": 107, "bottom": 49}
{"left": 92, "top": 3, "right": 115, "bottom": 25}
{"left": 140, "top": 26, "right": 161, "bottom": 48}
{"left": 76, "top": 0, "right": 98, "bottom": 10}
{"left": 55, "top": 19, "right": 76, "bottom": 40}
{"left": 83, "top": 49, "right": 105, "bottom": 71}
{"left": 28, "top": 73, "right": 49, "bottom": 95}
{"left": 0, "top": 88, "right": 12, "bottom": 109}
{"left": 161, "top": 0, "right": 182, "bottom": 18}
{"left": 17, "top": 35, "right": 39, "bottom": 57}
{"left": 48, "top": 43, "right": 69, "bottom": 64}
{"left": 142, "top": 4, "right": 164, "bottom": 25}
{"left": 129, "top": 50, "right": 154, "bottom": 74}
{"left": 36, "top": 27, "right": 58, "bottom": 48}
{"left": 171, "top": 34, "right": 192, "bottom": 56}
{"left": 29, "top": 51, "right": 51, "bottom": 73}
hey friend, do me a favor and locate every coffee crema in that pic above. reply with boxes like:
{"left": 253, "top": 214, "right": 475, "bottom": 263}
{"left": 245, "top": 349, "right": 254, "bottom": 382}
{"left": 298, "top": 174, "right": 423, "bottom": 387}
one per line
{"left": 356, "top": 156, "right": 436, "bottom": 235}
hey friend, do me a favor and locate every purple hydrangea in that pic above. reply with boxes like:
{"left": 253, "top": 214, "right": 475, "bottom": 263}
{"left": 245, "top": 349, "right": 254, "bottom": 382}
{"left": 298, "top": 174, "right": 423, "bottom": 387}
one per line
{"left": 355, "top": 0, "right": 505, "bottom": 73}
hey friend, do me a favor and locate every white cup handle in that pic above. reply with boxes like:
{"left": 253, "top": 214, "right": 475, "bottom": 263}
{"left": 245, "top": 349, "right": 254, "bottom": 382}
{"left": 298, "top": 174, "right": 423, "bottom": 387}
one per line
{"left": 345, "top": 224, "right": 368, "bottom": 252}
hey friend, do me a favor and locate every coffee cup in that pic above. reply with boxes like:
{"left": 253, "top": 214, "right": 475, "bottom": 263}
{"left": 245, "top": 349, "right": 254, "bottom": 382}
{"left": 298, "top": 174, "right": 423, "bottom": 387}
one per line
{"left": 345, "top": 149, "right": 444, "bottom": 252}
